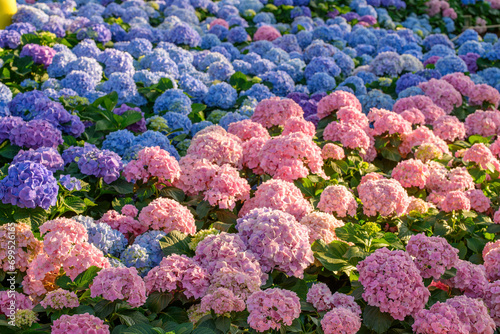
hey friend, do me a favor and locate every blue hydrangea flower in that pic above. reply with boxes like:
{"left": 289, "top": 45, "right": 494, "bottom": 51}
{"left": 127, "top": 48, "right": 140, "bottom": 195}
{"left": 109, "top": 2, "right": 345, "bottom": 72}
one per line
{"left": 395, "top": 73, "right": 427, "bottom": 94}
{"left": 435, "top": 55, "right": 468, "bottom": 76}
{"left": 333, "top": 51, "right": 355, "bottom": 76}
{"left": 201, "top": 33, "right": 221, "bottom": 49}
{"left": 263, "top": 48, "right": 290, "bottom": 65}
{"left": 86, "top": 222, "right": 128, "bottom": 257}
{"left": 163, "top": 112, "right": 193, "bottom": 138}
{"left": 62, "top": 143, "right": 97, "bottom": 165}
{"left": 120, "top": 244, "right": 152, "bottom": 277}
{"left": 241, "top": 84, "right": 274, "bottom": 102}
{"left": 61, "top": 70, "right": 97, "bottom": 96}
{"left": 129, "top": 130, "right": 180, "bottom": 160}
{"left": 97, "top": 49, "right": 135, "bottom": 77}
{"left": 133, "top": 230, "right": 166, "bottom": 268}
{"left": 67, "top": 57, "right": 103, "bottom": 84}
{"left": 337, "top": 76, "right": 367, "bottom": 97}
{"left": 219, "top": 112, "right": 249, "bottom": 130}
{"left": 178, "top": 74, "right": 208, "bottom": 103}
{"left": 303, "top": 40, "right": 337, "bottom": 63}
{"left": 232, "top": 60, "right": 252, "bottom": 74}
{"left": 59, "top": 174, "right": 82, "bottom": 192}
{"left": 166, "top": 22, "right": 201, "bottom": 47}
{"left": 154, "top": 89, "right": 192, "bottom": 115}
{"left": 208, "top": 61, "right": 235, "bottom": 81}
{"left": 0, "top": 162, "right": 58, "bottom": 210}
{"left": 477, "top": 68, "right": 500, "bottom": 87}
{"left": 304, "top": 57, "right": 341, "bottom": 80}
{"left": 191, "top": 120, "right": 213, "bottom": 136}
{"left": 359, "top": 89, "right": 395, "bottom": 114}
{"left": 260, "top": 70, "right": 294, "bottom": 96}
{"left": 102, "top": 130, "right": 136, "bottom": 157}
{"left": 455, "top": 29, "right": 479, "bottom": 47}
{"left": 204, "top": 82, "right": 237, "bottom": 109}
{"left": 422, "top": 34, "right": 454, "bottom": 51}
{"left": 228, "top": 26, "right": 249, "bottom": 44}
{"left": 458, "top": 40, "right": 484, "bottom": 56}
{"left": 72, "top": 38, "right": 103, "bottom": 59}
{"left": 398, "top": 86, "right": 424, "bottom": 98}
{"left": 369, "top": 51, "right": 403, "bottom": 77}
{"left": 307, "top": 72, "right": 336, "bottom": 94}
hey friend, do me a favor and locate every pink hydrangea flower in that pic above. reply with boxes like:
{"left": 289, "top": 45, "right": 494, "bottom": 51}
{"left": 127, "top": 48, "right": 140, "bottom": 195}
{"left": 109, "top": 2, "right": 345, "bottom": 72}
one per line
{"left": 0, "top": 291, "right": 33, "bottom": 315}
{"left": 399, "top": 108, "right": 426, "bottom": 125}
{"left": 241, "top": 137, "right": 267, "bottom": 174}
{"left": 432, "top": 115, "right": 466, "bottom": 142}
{"left": 444, "top": 260, "right": 488, "bottom": 299}
{"left": 406, "top": 233, "right": 459, "bottom": 279}
{"left": 485, "top": 281, "right": 500, "bottom": 326}
{"left": 239, "top": 179, "right": 313, "bottom": 220}
{"left": 306, "top": 283, "right": 333, "bottom": 312}
{"left": 200, "top": 287, "right": 245, "bottom": 315}
{"left": 483, "top": 240, "right": 500, "bottom": 281}
{"left": 317, "top": 91, "right": 362, "bottom": 119}
{"left": 464, "top": 110, "right": 500, "bottom": 137}
{"left": 282, "top": 117, "right": 316, "bottom": 137}
{"left": 208, "top": 260, "right": 264, "bottom": 300}
{"left": 322, "top": 143, "right": 345, "bottom": 160}
{"left": 419, "top": 79, "right": 462, "bottom": 114}
{"left": 358, "top": 248, "right": 430, "bottom": 320}
{"left": 227, "top": 119, "right": 270, "bottom": 142}
{"left": 300, "top": 211, "right": 345, "bottom": 244}
{"left": 90, "top": 267, "right": 146, "bottom": 308}
{"left": 391, "top": 159, "right": 429, "bottom": 189}
{"left": 426, "top": 163, "right": 474, "bottom": 193}
{"left": 357, "top": 178, "right": 409, "bottom": 217}
{"left": 393, "top": 95, "right": 446, "bottom": 124}
{"left": 463, "top": 143, "right": 500, "bottom": 171}
{"left": 187, "top": 125, "right": 243, "bottom": 166}
{"left": 0, "top": 223, "right": 42, "bottom": 272}
{"left": 465, "top": 189, "right": 490, "bottom": 212}
{"left": 338, "top": 106, "right": 369, "bottom": 129}
{"left": 368, "top": 108, "right": 412, "bottom": 136}
{"left": 203, "top": 164, "right": 250, "bottom": 209}
{"left": 321, "top": 307, "right": 362, "bottom": 334}
{"left": 439, "top": 190, "right": 471, "bottom": 212}
{"left": 399, "top": 126, "right": 449, "bottom": 156}
{"left": 494, "top": 209, "right": 500, "bottom": 224}
{"left": 144, "top": 254, "right": 210, "bottom": 299}
{"left": 258, "top": 132, "right": 326, "bottom": 182}
{"left": 40, "top": 289, "right": 79, "bottom": 310}
{"left": 174, "top": 155, "right": 219, "bottom": 195}
{"left": 209, "top": 18, "right": 229, "bottom": 29}
{"left": 441, "top": 72, "right": 475, "bottom": 96}
{"left": 468, "top": 84, "right": 500, "bottom": 108}
{"left": 407, "top": 196, "right": 432, "bottom": 214}
{"left": 490, "top": 138, "right": 500, "bottom": 158}
{"left": 122, "top": 146, "right": 180, "bottom": 185}
{"left": 51, "top": 313, "right": 110, "bottom": 334}
{"left": 121, "top": 204, "right": 138, "bottom": 218}
{"left": 99, "top": 210, "right": 148, "bottom": 239}
{"left": 445, "top": 295, "right": 495, "bottom": 334}
{"left": 138, "top": 197, "right": 196, "bottom": 235}
{"left": 323, "top": 121, "right": 371, "bottom": 151}
{"left": 329, "top": 292, "right": 362, "bottom": 316}
{"left": 253, "top": 25, "right": 281, "bottom": 41}
{"left": 236, "top": 208, "right": 314, "bottom": 278}
{"left": 246, "top": 288, "right": 300, "bottom": 332}
{"left": 412, "top": 302, "right": 468, "bottom": 334}
{"left": 252, "top": 97, "right": 304, "bottom": 128}
{"left": 317, "top": 185, "right": 358, "bottom": 217}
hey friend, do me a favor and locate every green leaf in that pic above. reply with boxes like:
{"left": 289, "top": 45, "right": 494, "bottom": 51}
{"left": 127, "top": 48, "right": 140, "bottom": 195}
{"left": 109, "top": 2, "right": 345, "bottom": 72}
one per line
{"left": 94, "top": 300, "right": 116, "bottom": 319}
{"left": 145, "top": 292, "right": 173, "bottom": 313}
{"left": 0, "top": 143, "right": 21, "bottom": 159}
{"left": 440, "top": 267, "right": 457, "bottom": 280}
{"left": 468, "top": 135, "right": 491, "bottom": 144}
{"left": 466, "top": 236, "right": 487, "bottom": 254}
{"left": 196, "top": 200, "right": 212, "bottom": 218}
{"left": 214, "top": 316, "right": 231, "bottom": 334}
{"left": 157, "top": 78, "right": 174, "bottom": 91}
{"left": 13, "top": 207, "right": 48, "bottom": 231}
{"left": 380, "top": 146, "right": 402, "bottom": 162}
{"left": 104, "top": 178, "right": 134, "bottom": 195}
{"left": 119, "top": 324, "right": 165, "bottom": 334}
{"left": 311, "top": 240, "right": 356, "bottom": 275}
{"left": 159, "top": 231, "right": 194, "bottom": 257}
{"left": 229, "top": 71, "right": 248, "bottom": 90}
{"left": 55, "top": 275, "right": 72, "bottom": 290}
{"left": 160, "top": 187, "right": 186, "bottom": 202}
{"left": 63, "top": 196, "right": 87, "bottom": 214}
{"left": 363, "top": 305, "right": 394, "bottom": 334}
{"left": 73, "top": 266, "right": 101, "bottom": 290}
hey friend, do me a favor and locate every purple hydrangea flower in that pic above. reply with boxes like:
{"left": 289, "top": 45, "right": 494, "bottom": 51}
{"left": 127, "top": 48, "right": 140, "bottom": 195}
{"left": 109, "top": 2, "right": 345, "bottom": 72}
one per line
{"left": 59, "top": 174, "right": 82, "bottom": 192}
{"left": 0, "top": 162, "right": 58, "bottom": 209}
{"left": 0, "top": 116, "right": 24, "bottom": 142}
{"left": 13, "top": 147, "right": 64, "bottom": 173}
{"left": 113, "top": 104, "right": 147, "bottom": 133}
{"left": 61, "top": 143, "right": 97, "bottom": 165}
{"left": 20, "top": 44, "right": 56, "bottom": 67}
{"left": 9, "top": 119, "right": 63, "bottom": 149}
{"left": 77, "top": 148, "right": 123, "bottom": 184}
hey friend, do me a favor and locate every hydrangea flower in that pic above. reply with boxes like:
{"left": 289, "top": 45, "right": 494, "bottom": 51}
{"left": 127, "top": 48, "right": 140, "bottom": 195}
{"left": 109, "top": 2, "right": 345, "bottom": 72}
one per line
{"left": 51, "top": 313, "right": 110, "bottom": 334}
{"left": 77, "top": 148, "right": 123, "bottom": 184}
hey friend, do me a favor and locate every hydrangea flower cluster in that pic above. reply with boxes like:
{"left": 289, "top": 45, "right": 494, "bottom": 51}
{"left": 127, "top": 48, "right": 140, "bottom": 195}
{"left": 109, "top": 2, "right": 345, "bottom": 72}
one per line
{"left": 51, "top": 313, "right": 110, "bottom": 334}
{"left": 317, "top": 185, "right": 358, "bottom": 217}
{"left": 40, "top": 289, "right": 79, "bottom": 310}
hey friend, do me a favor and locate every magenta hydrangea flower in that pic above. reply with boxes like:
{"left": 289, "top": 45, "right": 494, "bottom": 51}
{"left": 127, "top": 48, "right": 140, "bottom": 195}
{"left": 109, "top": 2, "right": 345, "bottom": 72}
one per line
{"left": 0, "top": 291, "right": 33, "bottom": 315}
{"left": 144, "top": 254, "right": 209, "bottom": 299}
{"left": 40, "top": 289, "right": 79, "bottom": 310}
{"left": 9, "top": 119, "right": 63, "bottom": 149}
{"left": 321, "top": 307, "right": 361, "bottom": 334}
{"left": 236, "top": 208, "right": 314, "bottom": 278}
{"left": 445, "top": 296, "right": 495, "bottom": 334}
{"left": 138, "top": 197, "right": 196, "bottom": 235}
{"left": 227, "top": 119, "right": 270, "bottom": 142}
{"left": 465, "top": 189, "right": 491, "bottom": 213}
{"left": 412, "top": 302, "right": 468, "bottom": 334}
{"left": 251, "top": 97, "right": 304, "bottom": 128}
{"left": 406, "top": 233, "right": 459, "bottom": 279}
{"left": 317, "top": 185, "right": 358, "bottom": 217}
{"left": 357, "top": 178, "right": 410, "bottom": 217}
{"left": 432, "top": 115, "right": 466, "bottom": 142}
{"left": 465, "top": 110, "right": 500, "bottom": 137}
{"left": 358, "top": 248, "right": 430, "bottom": 320}
{"left": 246, "top": 288, "right": 301, "bottom": 332}
{"left": 443, "top": 260, "right": 488, "bottom": 299}
{"left": 254, "top": 25, "right": 281, "bottom": 41}
{"left": 20, "top": 44, "right": 56, "bottom": 67}
{"left": 200, "top": 287, "right": 245, "bottom": 315}
{"left": 90, "top": 267, "right": 147, "bottom": 308}
{"left": 51, "top": 313, "right": 110, "bottom": 334}
{"left": 419, "top": 79, "right": 462, "bottom": 114}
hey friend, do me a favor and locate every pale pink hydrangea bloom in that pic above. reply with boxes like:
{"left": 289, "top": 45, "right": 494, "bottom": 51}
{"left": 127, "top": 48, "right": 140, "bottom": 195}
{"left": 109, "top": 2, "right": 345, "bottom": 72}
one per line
{"left": 357, "top": 178, "right": 410, "bottom": 217}
{"left": 251, "top": 97, "right": 304, "bottom": 128}
{"left": 465, "top": 189, "right": 490, "bottom": 212}
{"left": 174, "top": 155, "right": 219, "bottom": 195}
{"left": 282, "top": 117, "right": 316, "bottom": 137}
{"left": 358, "top": 248, "right": 430, "bottom": 321}
{"left": 432, "top": 115, "right": 466, "bottom": 142}
{"left": 329, "top": 292, "right": 362, "bottom": 315}
{"left": 399, "top": 126, "right": 449, "bottom": 156}
{"left": 468, "top": 84, "right": 500, "bottom": 108}
{"left": 490, "top": 138, "right": 500, "bottom": 158}
{"left": 391, "top": 159, "right": 429, "bottom": 189}
{"left": 187, "top": 125, "right": 243, "bottom": 166}
{"left": 446, "top": 295, "right": 496, "bottom": 334}
{"left": 399, "top": 107, "right": 426, "bottom": 125}
{"left": 121, "top": 204, "right": 138, "bottom": 218}
{"left": 99, "top": 210, "right": 148, "bottom": 239}
{"left": 407, "top": 196, "right": 431, "bottom": 214}
{"left": 368, "top": 108, "right": 412, "bottom": 136}
{"left": 253, "top": 25, "right": 281, "bottom": 41}
{"left": 321, "top": 308, "right": 362, "bottom": 334}
{"left": 236, "top": 208, "right": 314, "bottom": 278}
{"left": 227, "top": 119, "right": 270, "bottom": 142}
{"left": 61, "top": 242, "right": 111, "bottom": 280}
{"left": 209, "top": 18, "right": 229, "bottom": 29}
{"left": 442, "top": 7, "right": 457, "bottom": 19}
{"left": 144, "top": 254, "right": 209, "bottom": 299}
{"left": 406, "top": 234, "right": 459, "bottom": 279}
{"left": 241, "top": 137, "right": 267, "bottom": 174}
{"left": 51, "top": 313, "right": 110, "bottom": 334}
{"left": 138, "top": 197, "right": 196, "bottom": 234}
{"left": 483, "top": 240, "right": 500, "bottom": 281}
{"left": 359, "top": 172, "right": 385, "bottom": 185}
{"left": 427, "top": 192, "right": 445, "bottom": 206}
{"left": 239, "top": 179, "right": 313, "bottom": 220}
{"left": 322, "top": 143, "right": 345, "bottom": 160}
{"left": 0, "top": 223, "right": 42, "bottom": 272}
{"left": 494, "top": 209, "right": 500, "bottom": 224}
{"left": 440, "top": 190, "right": 471, "bottom": 212}
{"left": 414, "top": 143, "right": 443, "bottom": 162}
{"left": 208, "top": 261, "right": 264, "bottom": 300}
{"left": 464, "top": 110, "right": 500, "bottom": 137}
{"left": 323, "top": 121, "right": 371, "bottom": 150}
{"left": 441, "top": 72, "right": 475, "bottom": 96}
{"left": 317, "top": 91, "right": 362, "bottom": 119}
{"left": 306, "top": 283, "right": 333, "bottom": 312}
{"left": 337, "top": 106, "right": 369, "bottom": 129}
{"left": 300, "top": 211, "right": 345, "bottom": 244}
{"left": 246, "top": 288, "right": 300, "bottom": 332}
{"left": 412, "top": 302, "right": 468, "bottom": 334}
{"left": 40, "top": 289, "right": 79, "bottom": 310}
{"left": 393, "top": 95, "right": 446, "bottom": 124}
{"left": 426, "top": 163, "right": 474, "bottom": 193}
{"left": 444, "top": 260, "right": 488, "bottom": 299}
{"left": 203, "top": 164, "right": 250, "bottom": 209}
{"left": 200, "top": 287, "right": 245, "bottom": 315}
{"left": 463, "top": 143, "right": 500, "bottom": 171}
{"left": 258, "top": 132, "right": 326, "bottom": 181}
{"left": 122, "top": 146, "right": 180, "bottom": 184}
{"left": 485, "top": 281, "right": 500, "bottom": 326}
{"left": 317, "top": 185, "right": 358, "bottom": 217}
{"left": 90, "top": 267, "right": 146, "bottom": 308}
{"left": 0, "top": 291, "right": 33, "bottom": 315}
